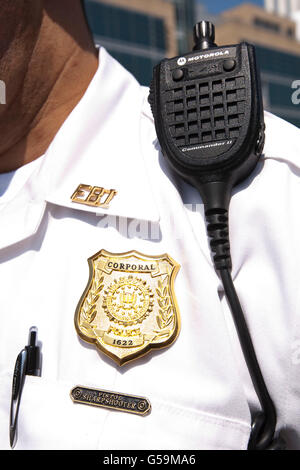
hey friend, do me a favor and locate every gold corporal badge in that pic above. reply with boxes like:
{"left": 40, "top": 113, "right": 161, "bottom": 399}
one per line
{"left": 75, "top": 250, "right": 180, "bottom": 365}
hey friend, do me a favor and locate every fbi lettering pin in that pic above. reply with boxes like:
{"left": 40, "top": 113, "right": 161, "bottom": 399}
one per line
{"left": 75, "top": 250, "right": 181, "bottom": 365}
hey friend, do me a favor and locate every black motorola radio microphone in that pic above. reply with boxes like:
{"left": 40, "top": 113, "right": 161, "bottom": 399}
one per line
{"left": 148, "top": 21, "right": 286, "bottom": 450}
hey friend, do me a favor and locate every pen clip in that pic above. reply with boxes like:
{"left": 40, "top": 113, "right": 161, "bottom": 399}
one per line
{"left": 10, "top": 348, "right": 27, "bottom": 448}
{"left": 9, "top": 327, "right": 42, "bottom": 449}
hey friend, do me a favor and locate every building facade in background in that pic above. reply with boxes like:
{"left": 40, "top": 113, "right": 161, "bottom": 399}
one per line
{"left": 216, "top": 4, "right": 300, "bottom": 128}
{"left": 265, "top": 0, "right": 300, "bottom": 40}
{"left": 84, "top": 0, "right": 196, "bottom": 86}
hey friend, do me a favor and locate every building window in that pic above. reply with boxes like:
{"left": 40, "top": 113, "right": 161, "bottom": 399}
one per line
{"left": 84, "top": 1, "right": 166, "bottom": 51}
{"left": 253, "top": 17, "right": 281, "bottom": 33}
{"left": 255, "top": 45, "right": 300, "bottom": 78}
{"left": 269, "top": 82, "right": 294, "bottom": 107}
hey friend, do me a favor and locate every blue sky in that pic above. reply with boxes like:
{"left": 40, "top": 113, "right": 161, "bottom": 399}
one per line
{"left": 198, "top": 0, "right": 264, "bottom": 14}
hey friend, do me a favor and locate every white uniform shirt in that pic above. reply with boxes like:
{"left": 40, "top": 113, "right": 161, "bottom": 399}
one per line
{"left": 0, "top": 48, "right": 300, "bottom": 450}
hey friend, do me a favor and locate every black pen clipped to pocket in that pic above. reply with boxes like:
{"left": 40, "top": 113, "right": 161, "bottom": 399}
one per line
{"left": 9, "top": 327, "right": 42, "bottom": 449}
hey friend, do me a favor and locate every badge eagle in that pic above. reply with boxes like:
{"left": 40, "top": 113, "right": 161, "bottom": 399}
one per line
{"left": 75, "top": 250, "right": 180, "bottom": 365}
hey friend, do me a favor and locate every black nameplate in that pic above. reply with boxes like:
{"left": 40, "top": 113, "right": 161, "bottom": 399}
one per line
{"left": 70, "top": 386, "right": 151, "bottom": 416}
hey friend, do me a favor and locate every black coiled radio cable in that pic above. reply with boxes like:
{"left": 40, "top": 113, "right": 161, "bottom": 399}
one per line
{"left": 206, "top": 208, "right": 286, "bottom": 450}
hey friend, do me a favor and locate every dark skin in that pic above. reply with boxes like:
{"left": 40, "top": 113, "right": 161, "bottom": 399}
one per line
{"left": 0, "top": 0, "right": 98, "bottom": 173}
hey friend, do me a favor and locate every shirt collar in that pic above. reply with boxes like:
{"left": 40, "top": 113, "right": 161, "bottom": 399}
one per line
{"left": 36, "top": 47, "right": 160, "bottom": 223}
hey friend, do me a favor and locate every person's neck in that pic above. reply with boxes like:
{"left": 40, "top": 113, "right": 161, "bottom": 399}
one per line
{"left": 0, "top": 4, "right": 98, "bottom": 173}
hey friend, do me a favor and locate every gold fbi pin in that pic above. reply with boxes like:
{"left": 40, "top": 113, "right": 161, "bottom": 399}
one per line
{"left": 71, "top": 184, "right": 117, "bottom": 208}
{"left": 75, "top": 250, "right": 181, "bottom": 365}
